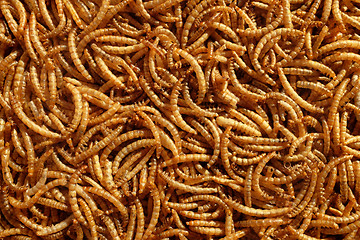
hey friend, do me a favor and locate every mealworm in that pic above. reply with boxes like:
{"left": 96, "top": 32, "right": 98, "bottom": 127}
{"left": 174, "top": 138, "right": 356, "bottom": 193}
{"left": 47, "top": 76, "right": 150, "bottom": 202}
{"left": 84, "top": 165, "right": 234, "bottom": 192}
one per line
{"left": 327, "top": 78, "right": 351, "bottom": 131}
{"left": 223, "top": 196, "right": 292, "bottom": 217}
{"left": 63, "top": 0, "right": 85, "bottom": 29}
{"left": 278, "top": 67, "right": 324, "bottom": 113}
{"left": 68, "top": 29, "right": 93, "bottom": 82}
{"left": 0, "top": 228, "right": 35, "bottom": 238}
{"left": 216, "top": 116, "right": 262, "bottom": 136}
{"left": 159, "top": 169, "right": 217, "bottom": 194}
{"left": 142, "top": 185, "right": 161, "bottom": 240}
{"left": 9, "top": 178, "right": 67, "bottom": 208}
{"left": 111, "top": 138, "right": 156, "bottom": 174}
{"left": 174, "top": 47, "right": 206, "bottom": 104}
{"left": 79, "top": 0, "right": 110, "bottom": 38}
{"left": 83, "top": 186, "right": 129, "bottom": 225}
{"left": 1, "top": 143, "right": 27, "bottom": 192}
{"left": 0, "top": 0, "right": 21, "bottom": 40}
{"left": 92, "top": 43, "right": 139, "bottom": 88}
{"left": 253, "top": 151, "right": 277, "bottom": 201}
{"left": 74, "top": 124, "right": 124, "bottom": 165}
{"left": 115, "top": 147, "right": 155, "bottom": 185}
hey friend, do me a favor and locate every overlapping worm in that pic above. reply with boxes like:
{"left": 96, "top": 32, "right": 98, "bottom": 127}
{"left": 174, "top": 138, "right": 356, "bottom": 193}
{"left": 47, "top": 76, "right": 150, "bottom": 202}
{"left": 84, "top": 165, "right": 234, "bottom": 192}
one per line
{"left": 1, "top": 0, "right": 360, "bottom": 239}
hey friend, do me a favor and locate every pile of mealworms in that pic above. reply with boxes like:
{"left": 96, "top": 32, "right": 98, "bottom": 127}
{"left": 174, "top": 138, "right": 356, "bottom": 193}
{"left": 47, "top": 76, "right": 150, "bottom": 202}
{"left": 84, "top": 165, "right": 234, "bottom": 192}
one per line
{"left": 2, "top": 0, "right": 360, "bottom": 239}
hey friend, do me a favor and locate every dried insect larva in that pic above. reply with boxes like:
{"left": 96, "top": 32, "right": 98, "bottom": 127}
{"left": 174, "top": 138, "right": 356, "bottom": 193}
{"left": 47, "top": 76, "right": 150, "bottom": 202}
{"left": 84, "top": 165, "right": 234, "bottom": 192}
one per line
{"left": 9, "top": 178, "right": 67, "bottom": 208}
{"left": 187, "top": 117, "right": 213, "bottom": 145}
{"left": 165, "top": 104, "right": 197, "bottom": 136}
{"left": 244, "top": 165, "right": 253, "bottom": 207}
{"left": 0, "top": 228, "right": 35, "bottom": 238}
{"left": 286, "top": 59, "right": 336, "bottom": 79}
{"left": 235, "top": 218, "right": 289, "bottom": 228}
{"left": 29, "top": 12, "right": 50, "bottom": 62}
{"left": 0, "top": 0, "right": 20, "bottom": 40}
{"left": 161, "top": 154, "right": 211, "bottom": 168}
{"left": 216, "top": 116, "right": 262, "bottom": 137}
{"left": 77, "top": 29, "right": 117, "bottom": 56}
{"left": 76, "top": 116, "right": 126, "bottom": 152}
{"left": 219, "top": 229, "right": 248, "bottom": 240}
{"left": 89, "top": 102, "right": 121, "bottom": 127}
{"left": 2, "top": 0, "right": 360, "bottom": 238}
{"left": 142, "top": 185, "right": 161, "bottom": 240}
{"left": 318, "top": 40, "right": 360, "bottom": 57}
{"left": 137, "top": 111, "right": 162, "bottom": 158}
{"left": 131, "top": 0, "right": 160, "bottom": 26}
{"left": 66, "top": 178, "right": 92, "bottom": 223}
{"left": 99, "top": 214, "right": 120, "bottom": 240}
{"left": 327, "top": 78, "right": 350, "bottom": 131}
{"left": 252, "top": 152, "right": 277, "bottom": 201}
{"left": 166, "top": 201, "right": 199, "bottom": 211}
{"left": 221, "top": 127, "right": 246, "bottom": 185}
{"left": 287, "top": 171, "right": 317, "bottom": 218}
{"left": 159, "top": 169, "right": 217, "bottom": 194}
{"left": 78, "top": 0, "right": 110, "bottom": 38}
{"left": 317, "top": 154, "right": 354, "bottom": 204}
{"left": 156, "top": 126, "right": 179, "bottom": 157}
{"left": 210, "top": 22, "right": 239, "bottom": 44}
{"left": 282, "top": 0, "right": 292, "bottom": 29}
{"left": 253, "top": 28, "right": 302, "bottom": 63}
{"left": 51, "top": 151, "right": 75, "bottom": 174}
{"left": 125, "top": 205, "right": 136, "bottom": 240}
{"left": 39, "top": 0, "right": 55, "bottom": 31}
{"left": 231, "top": 153, "right": 266, "bottom": 166}
{"left": 11, "top": 128, "right": 26, "bottom": 158}
{"left": 112, "top": 138, "right": 156, "bottom": 173}
{"left": 149, "top": 0, "right": 183, "bottom": 15}
{"left": 68, "top": 29, "right": 93, "bottom": 82}
{"left": 92, "top": 43, "right": 140, "bottom": 88}
{"left": 36, "top": 197, "right": 70, "bottom": 212}
{"left": 0, "top": 49, "right": 20, "bottom": 75}
{"left": 223, "top": 196, "right": 292, "bottom": 217}
{"left": 286, "top": 225, "right": 322, "bottom": 240}
{"left": 200, "top": 118, "right": 220, "bottom": 166}
{"left": 234, "top": 5, "right": 256, "bottom": 29}
{"left": 239, "top": 108, "right": 274, "bottom": 138}
{"left": 322, "top": 218, "right": 360, "bottom": 235}
{"left": 278, "top": 68, "right": 324, "bottom": 113}
{"left": 13, "top": 53, "right": 28, "bottom": 105}
{"left": 44, "top": 0, "right": 66, "bottom": 38}
{"left": 63, "top": 82, "right": 82, "bottom": 132}
{"left": 93, "top": 56, "right": 126, "bottom": 90}
{"left": 63, "top": 0, "right": 85, "bottom": 29}
{"left": 24, "top": 26, "right": 41, "bottom": 65}
{"left": 341, "top": 11, "right": 360, "bottom": 31}
{"left": 173, "top": 47, "right": 206, "bottom": 104}
{"left": 26, "top": 168, "right": 48, "bottom": 196}
{"left": 179, "top": 206, "right": 223, "bottom": 220}
{"left": 189, "top": 226, "right": 224, "bottom": 236}
{"left": 1, "top": 144, "right": 26, "bottom": 191}
{"left": 229, "top": 56, "right": 267, "bottom": 100}
{"left": 74, "top": 124, "right": 124, "bottom": 165}
{"left": 339, "top": 162, "right": 349, "bottom": 201}
{"left": 95, "top": 36, "right": 138, "bottom": 47}
{"left": 0, "top": 32, "right": 15, "bottom": 46}
{"left": 297, "top": 81, "right": 333, "bottom": 98}
{"left": 115, "top": 147, "right": 155, "bottom": 185}
{"left": 83, "top": 186, "right": 128, "bottom": 224}
{"left": 101, "top": 42, "right": 146, "bottom": 55}
{"left": 238, "top": 5, "right": 283, "bottom": 38}
{"left": 181, "top": 0, "right": 215, "bottom": 48}
{"left": 228, "top": 108, "right": 261, "bottom": 133}
{"left": 36, "top": 214, "right": 74, "bottom": 236}
{"left": 282, "top": 67, "right": 316, "bottom": 76}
